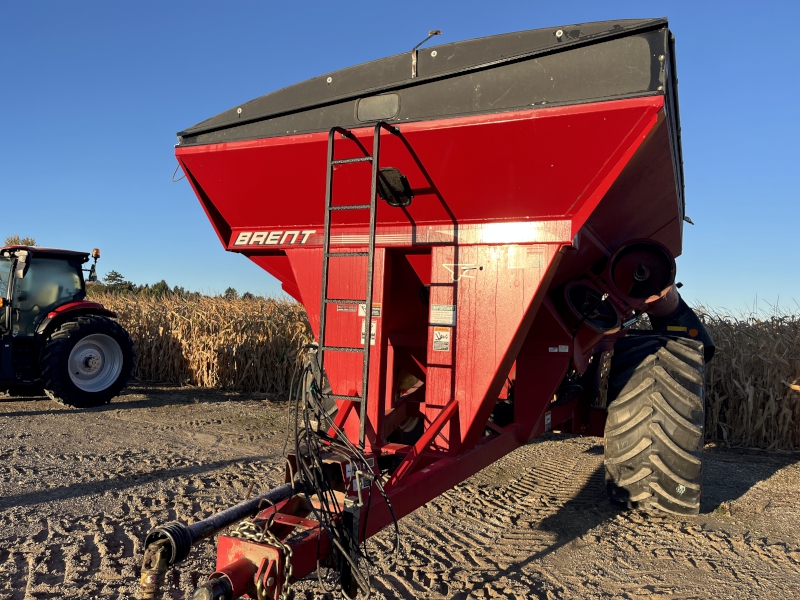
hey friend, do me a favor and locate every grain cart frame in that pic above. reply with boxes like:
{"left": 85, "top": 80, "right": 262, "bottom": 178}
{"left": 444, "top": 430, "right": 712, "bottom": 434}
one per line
{"left": 0, "top": 246, "right": 134, "bottom": 407}
{"left": 142, "top": 18, "right": 714, "bottom": 599}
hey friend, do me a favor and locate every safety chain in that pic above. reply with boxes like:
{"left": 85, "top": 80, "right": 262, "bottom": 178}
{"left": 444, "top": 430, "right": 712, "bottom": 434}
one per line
{"left": 229, "top": 518, "right": 294, "bottom": 600}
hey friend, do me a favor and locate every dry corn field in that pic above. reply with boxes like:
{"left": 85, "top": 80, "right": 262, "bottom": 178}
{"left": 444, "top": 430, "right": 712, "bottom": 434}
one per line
{"left": 87, "top": 291, "right": 313, "bottom": 397}
{"left": 702, "top": 308, "right": 800, "bottom": 450}
{"left": 88, "top": 291, "right": 800, "bottom": 450}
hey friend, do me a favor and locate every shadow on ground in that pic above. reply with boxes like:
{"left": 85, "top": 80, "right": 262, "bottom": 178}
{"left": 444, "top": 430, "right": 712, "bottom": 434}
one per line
{"left": 0, "top": 382, "right": 283, "bottom": 417}
{"left": 701, "top": 445, "right": 800, "bottom": 512}
{"left": 448, "top": 438, "right": 800, "bottom": 599}
{"left": 0, "top": 455, "right": 272, "bottom": 511}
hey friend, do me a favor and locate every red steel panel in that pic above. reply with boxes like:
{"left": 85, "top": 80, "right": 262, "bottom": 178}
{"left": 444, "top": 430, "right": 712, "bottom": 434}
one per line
{"left": 176, "top": 97, "right": 664, "bottom": 248}
{"left": 175, "top": 97, "right": 671, "bottom": 459}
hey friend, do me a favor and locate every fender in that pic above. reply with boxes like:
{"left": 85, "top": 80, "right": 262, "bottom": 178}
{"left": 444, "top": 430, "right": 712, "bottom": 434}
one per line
{"left": 35, "top": 300, "right": 118, "bottom": 338}
{"left": 647, "top": 286, "right": 717, "bottom": 364}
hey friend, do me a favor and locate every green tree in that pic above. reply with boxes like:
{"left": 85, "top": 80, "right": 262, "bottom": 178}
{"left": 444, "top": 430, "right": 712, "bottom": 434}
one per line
{"left": 5, "top": 234, "right": 37, "bottom": 246}
{"left": 103, "top": 270, "right": 127, "bottom": 286}
{"left": 150, "top": 280, "right": 171, "bottom": 298}
{"left": 224, "top": 287, "right": 239, "bottom": 300}
{"left": 103, "top": 270, "right": 135, "bottom": 293}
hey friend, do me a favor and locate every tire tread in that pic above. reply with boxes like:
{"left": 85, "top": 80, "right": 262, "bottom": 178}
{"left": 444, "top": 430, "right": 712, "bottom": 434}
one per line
{"left": 604, "top": 334, "right": 705, "bottom": 516}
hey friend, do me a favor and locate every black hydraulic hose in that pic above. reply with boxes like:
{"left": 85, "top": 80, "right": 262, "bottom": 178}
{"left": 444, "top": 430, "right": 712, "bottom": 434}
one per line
{"left": 143, "top": 482, "right": 298, "bottom": 565}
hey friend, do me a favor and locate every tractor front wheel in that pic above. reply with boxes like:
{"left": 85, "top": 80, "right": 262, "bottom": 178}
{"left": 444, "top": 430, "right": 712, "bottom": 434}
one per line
{"left": 41, "top": 316, "right": 135, "bottom": 408}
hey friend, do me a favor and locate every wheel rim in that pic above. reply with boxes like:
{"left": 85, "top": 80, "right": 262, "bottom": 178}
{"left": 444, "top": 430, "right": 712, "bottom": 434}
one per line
{"left": 67, "top": 334, "right": 124, "bottom": 393}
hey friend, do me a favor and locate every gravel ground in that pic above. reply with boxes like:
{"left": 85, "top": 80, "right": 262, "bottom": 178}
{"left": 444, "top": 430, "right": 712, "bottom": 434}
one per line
{"left": 0, "top": 383, "right": 798, "bottom": 599}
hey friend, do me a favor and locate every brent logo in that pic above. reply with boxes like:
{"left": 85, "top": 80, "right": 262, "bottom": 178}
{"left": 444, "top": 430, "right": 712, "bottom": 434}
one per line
{"left": 233, "top": 230, "right": 316, "bottom": 246}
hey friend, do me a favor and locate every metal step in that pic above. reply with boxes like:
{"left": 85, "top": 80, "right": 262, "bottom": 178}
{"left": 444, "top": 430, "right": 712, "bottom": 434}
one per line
{"left": 329, "top": 204, "right": 371, "bottom": 211}
{"left": 328, "top": 394, "right": 363, "bottom": 403}
{"left": 321, "top": 345, "right": 366, "bottom": 353}
{"left": 331, "top": 157, "right": 372, "bottom": 165}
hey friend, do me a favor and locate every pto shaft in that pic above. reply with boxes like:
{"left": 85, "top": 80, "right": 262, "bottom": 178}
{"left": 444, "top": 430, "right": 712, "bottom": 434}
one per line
{"left": 139, "top": 483, "right": 296, "bottom": 598}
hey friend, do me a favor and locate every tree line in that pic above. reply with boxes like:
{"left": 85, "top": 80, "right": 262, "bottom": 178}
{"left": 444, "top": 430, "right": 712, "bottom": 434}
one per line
{"left": 5, "top": 234, "right": 36, "bottom": 246}
{"left": 94, "top": 270, "right": 253, "bottom": 300}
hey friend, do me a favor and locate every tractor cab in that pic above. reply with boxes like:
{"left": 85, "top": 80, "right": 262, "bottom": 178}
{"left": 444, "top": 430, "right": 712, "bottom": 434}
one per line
{"left": 0, "top": 246, "right": 92, "bottom": 336}
{"left": 0, "top": 246, "right": 133, "bottom": 407}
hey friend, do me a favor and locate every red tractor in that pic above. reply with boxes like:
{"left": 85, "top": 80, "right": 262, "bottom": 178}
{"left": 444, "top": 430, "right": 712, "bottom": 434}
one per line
{"left": 0, "top": 246, "right": 134, "bottom": 407}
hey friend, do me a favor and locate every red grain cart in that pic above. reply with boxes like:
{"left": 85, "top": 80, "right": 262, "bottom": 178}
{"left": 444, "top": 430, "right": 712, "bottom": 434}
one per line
{"left": 141, "top": 18, "right": 714, "bottom": 599}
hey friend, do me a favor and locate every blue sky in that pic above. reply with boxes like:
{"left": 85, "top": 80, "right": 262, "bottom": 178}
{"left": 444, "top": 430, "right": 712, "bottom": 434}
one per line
{"left": 1, "top": 1, "right": 797, "bottom": 311}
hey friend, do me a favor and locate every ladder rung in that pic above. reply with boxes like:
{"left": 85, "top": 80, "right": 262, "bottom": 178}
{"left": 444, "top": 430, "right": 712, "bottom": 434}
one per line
{"left": 329, "top": 204, "right": 371, "bottom": 211}
{"left": 326, "top": 252, "right": 368, "bottom": 257}
{"left": 322, "top": 345, "right": 366, "bottom": 353}
{"left": 324, "top": 298, "right": 364, "bottom": 304}
{"left": 331, "top": 157, "right": 372, "bottom": 165}
{"left": 328, "top": 394, "right": 363, "bottom": 403}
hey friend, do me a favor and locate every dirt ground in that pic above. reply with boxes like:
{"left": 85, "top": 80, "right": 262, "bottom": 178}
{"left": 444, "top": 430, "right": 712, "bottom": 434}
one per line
{"left": 0, "top": 384, "right": 798, "bottom": 600}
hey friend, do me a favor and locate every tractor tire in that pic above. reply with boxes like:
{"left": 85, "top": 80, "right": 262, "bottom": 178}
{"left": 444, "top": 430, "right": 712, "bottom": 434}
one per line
{"left": 7, "top": 384, "right": 46, "bottom": 397}
{"left": 40, "top": 316, "right": 135, "bottom": 408}
{"left": 604, "top": 334, "right": 705, "bottom": 516}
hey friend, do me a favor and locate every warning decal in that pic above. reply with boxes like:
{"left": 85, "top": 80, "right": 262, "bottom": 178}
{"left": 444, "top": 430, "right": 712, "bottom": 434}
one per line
{"left": 433, "top": 327, "right": 451, "bottom": 352}
{"left": 430, "top": 304, "right": 456, "bottom": 326}
{"left": 358, "top": 303, "right": 382, "bottom": 317}
{"left": 360, "top": 319, "right": 377, "bottom": 345}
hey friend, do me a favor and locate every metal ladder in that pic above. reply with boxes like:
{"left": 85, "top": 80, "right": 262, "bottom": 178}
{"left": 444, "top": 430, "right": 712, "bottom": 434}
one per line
{"left": 317, "top": 121, "right": 395, "bottom": 448}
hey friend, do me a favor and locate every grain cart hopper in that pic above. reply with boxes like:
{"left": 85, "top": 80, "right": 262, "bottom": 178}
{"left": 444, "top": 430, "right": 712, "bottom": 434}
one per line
{"left": 142, "top": 18, "right": 714, "bottom": 599}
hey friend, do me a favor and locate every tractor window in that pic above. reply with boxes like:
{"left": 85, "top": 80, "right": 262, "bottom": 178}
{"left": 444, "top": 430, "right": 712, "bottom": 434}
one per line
{"left": 13, "top": 258, "right": 83, "bottom": 336}
{"left": 0, "top": 256, "right": 11, "bottom": 332}
{"left": 0, "top": 256, "right": 11, "bottom": 296}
